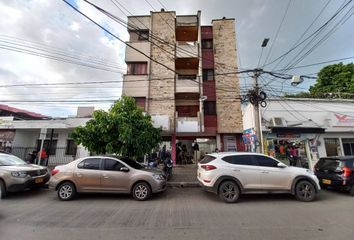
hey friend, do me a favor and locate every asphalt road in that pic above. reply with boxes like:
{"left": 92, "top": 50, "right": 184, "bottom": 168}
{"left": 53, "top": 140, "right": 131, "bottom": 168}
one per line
{"left": 1, "top": 187, "right": 354, "bottom": 240}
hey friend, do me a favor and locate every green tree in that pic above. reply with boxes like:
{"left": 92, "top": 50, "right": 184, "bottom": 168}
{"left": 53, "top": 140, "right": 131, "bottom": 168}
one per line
{"left": 71, "top": 96, "right": 162, "bottom": 159}
{"left": 309, "top": 63, "right": 354, "bottom": 98}
{"left": 286, "top": 63, "right": 354, "bottom": 99}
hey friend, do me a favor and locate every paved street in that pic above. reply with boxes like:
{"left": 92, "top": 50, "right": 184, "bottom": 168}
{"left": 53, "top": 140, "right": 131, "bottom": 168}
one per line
{"left": 1, "top": 187, "right": 354, "bottom": 240}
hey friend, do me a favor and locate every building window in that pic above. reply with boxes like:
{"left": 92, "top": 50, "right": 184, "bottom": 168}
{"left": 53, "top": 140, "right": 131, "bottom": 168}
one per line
{"left": 127, "top": 62, "right": 148, "bottom": 75}
{"left": 36, "top": 139, "right": 58, "bottom": 155}
{"left": 177, "top": 74, "right": 197, "bottom": 80}
{"left": 324, "top": 138, "right": 340, "bottom": 156}
{"left": 342, "top": 138, "right": 354, "bottom": 156}
{"left": 138, "top": 30, "right": 149, "bottom": 40}
{"left": 133, "top": 97, "right": 146, "bottom": 110}
{"left": 65, "top": 139, "right": 77, "bottom": 156}
{"left": 202, "top": 69, "right": 214, "bottom": 81}
{"left": 129, "top": 30, "right": 149, "bottom": 41}
{"left": 202, "top": 39, "right": 213, "bottom": 49}
{"left": 204, "top": 101, "right": 216, "bottom": 115}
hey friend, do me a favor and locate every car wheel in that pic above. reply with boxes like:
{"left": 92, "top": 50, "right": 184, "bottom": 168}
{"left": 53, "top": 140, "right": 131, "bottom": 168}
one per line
{"left": 295, "top": 180, "right": 316, "bottom": 202}
{"left": 0, "top": 180, "right": 7, "bottom": 198}
{"left": 349, "top": 185, "right": 354, "bottom": 196}
{"left": 57, "top": 182, "right": 76, "bottom": 201}
{"left": 218, "top": 181, "right": 240, "bottom": 203}
{"left": 132, "top": 182, "right": 151, "bottom": 201}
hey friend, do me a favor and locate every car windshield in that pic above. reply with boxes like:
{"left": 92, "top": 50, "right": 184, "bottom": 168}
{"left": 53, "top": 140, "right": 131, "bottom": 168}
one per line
{"left": 0, "top": 154, "right": 27, "bottom": 166}
{"left": 119, "top": 157, "right": 144, "bottom": 169}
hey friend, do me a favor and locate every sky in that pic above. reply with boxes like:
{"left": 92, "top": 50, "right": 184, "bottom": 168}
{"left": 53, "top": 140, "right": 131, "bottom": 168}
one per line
{"left": 0, "top": 0, "right": 353, "bottom": 117}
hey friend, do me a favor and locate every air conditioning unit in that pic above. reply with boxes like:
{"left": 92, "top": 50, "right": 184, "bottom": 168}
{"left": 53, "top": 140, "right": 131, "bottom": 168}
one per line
{"left": 272, "top": 117, "right": 287, "bottom": 127}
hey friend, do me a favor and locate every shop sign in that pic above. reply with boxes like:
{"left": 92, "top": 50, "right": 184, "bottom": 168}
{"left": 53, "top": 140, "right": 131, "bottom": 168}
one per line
{"left": 332, "top": 113, "right": 354, "bottom": 127}
{"left": 0, "top": 117, "right": 14, "bottom": 127}
{"left": 276, "top": 133, "right": 301, "bottom": 139}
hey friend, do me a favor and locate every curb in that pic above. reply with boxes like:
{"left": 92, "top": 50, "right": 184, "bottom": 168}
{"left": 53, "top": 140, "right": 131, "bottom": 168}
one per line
{"left": 167, "top": 182, "right": 200, "bottom": 188}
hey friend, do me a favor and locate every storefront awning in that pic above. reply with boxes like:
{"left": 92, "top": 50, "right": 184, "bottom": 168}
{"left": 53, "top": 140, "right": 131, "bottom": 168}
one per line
{"left": 269, "top": 126, "right": 325, "bottom": 134}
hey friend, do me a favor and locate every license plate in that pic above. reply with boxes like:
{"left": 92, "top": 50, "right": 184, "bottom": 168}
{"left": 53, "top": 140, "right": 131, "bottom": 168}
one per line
{"left": 322, "top": 179, "right": 331, "bottom": 185}
{"left": 35, "top": 177, "right": 44, "bottom": 184}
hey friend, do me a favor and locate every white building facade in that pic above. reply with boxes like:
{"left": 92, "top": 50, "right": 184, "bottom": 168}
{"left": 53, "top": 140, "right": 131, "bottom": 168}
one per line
{"left": 0, "top": 116, "right": 91, "bottom": 166}
{"left": 243, "top": 99, "right": 354, "bottom": 169}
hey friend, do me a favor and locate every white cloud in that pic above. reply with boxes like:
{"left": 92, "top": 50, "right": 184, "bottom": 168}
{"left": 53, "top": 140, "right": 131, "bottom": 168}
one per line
{"left": 70, "top": 22, "right": 80, "bottom": 31}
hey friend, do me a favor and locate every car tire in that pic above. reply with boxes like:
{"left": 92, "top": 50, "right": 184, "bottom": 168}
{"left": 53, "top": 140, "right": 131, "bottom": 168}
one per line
{"left": 57, "top": 182, "right": 76, "bottom": 201}
{"left": 295, "top": 180, "right": 316, "bottom": 202}
{"left": 0, "top": 180, "right": 7, "bottom": 198}
{"left": 132, "top": 182, "right": 151, "bottom": 201}
{"left": 349, "top": 185, "right": 354, "bottom": 196}
{"left": 218, "top": 181, "right": 240, "bottom": 203}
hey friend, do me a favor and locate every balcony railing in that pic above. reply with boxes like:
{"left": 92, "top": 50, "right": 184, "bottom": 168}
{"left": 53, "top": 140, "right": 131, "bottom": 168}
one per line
{"left": 176, "top": 112, "right": 200, "bottom": 132}
{"left": 176, "top": 16, "right": 198, "bottom": 27}
{"left": 176, "top": 75, "right": 199, "bottom": 93}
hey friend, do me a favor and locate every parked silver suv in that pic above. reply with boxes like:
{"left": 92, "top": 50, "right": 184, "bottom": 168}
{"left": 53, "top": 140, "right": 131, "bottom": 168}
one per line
{"left": 0, "top": 153, "right": 50, "bottom": 198}
{"left": 198, "top": 152, "right": 320, "bottom": 203}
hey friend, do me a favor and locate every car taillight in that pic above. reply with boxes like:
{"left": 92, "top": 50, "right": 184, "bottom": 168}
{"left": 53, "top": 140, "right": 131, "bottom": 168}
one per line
{"left": 343, "top": 166, "right": 352, "bottom": 177}
{"left": 51, "top": 169, "right": 59, "bottom": 176}
{"left": 201, "top": 165, "right": 217, "bottom": 171}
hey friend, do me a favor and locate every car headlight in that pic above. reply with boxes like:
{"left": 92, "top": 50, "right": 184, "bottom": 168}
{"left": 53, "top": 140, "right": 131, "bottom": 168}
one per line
{"left": 11, "top": 171, "right": 28, "bottom": 178}
{"left": 153, "top": 174, "right": 165, "bottom": 181}
{"left": 306, "top": 169, "right": 315, "bottom": 175}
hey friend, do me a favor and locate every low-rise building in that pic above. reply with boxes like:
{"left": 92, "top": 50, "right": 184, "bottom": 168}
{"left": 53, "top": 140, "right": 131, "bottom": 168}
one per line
{"left": 0, "top": 106, "right": 93, "bottom": 166}
{"left": 243, "top": 98, "right": 354, "bottom": 169}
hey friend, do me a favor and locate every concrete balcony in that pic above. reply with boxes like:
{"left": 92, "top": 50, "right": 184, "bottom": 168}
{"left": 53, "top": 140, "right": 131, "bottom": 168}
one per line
{"left": 176, "top": 112, "right": 201, "bottom": 133}
{"left": 176, "top": 16, "right": 199, "bottom": 42}
{"left": 127, "top": 16, "right": 151, "bottom": 31}
{"left": 176, "top": 42, "right": 199, "bottom": 58}
{"left": 176, "top": 16, "right": 198, "bottom": 27}
{"left": 176, "top": 76, "right": 199, "bottom": 93}
{"left": 125, "top": 41, "right": 150, "bottom": 62}
{"left": 122, "top": 75, "right": 148, "bottom": 97}
{"left": 151, "top": 115, "right": 170, "bottom": 131}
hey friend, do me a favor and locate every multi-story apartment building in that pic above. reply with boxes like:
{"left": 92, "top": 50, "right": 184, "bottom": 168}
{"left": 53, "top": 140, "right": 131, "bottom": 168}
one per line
{"left": 122, "top": 10, "right": 243, "bottom": 163}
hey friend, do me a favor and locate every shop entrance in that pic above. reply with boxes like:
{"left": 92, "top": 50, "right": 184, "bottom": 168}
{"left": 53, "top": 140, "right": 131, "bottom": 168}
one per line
{"left": 267, "top": 139, "right": 310, "bottom": 169}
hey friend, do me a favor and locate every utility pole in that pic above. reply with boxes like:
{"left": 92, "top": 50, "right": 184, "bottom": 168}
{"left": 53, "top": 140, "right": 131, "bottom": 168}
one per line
{"left": 253, "top": 69, "right": 263, "bottom": 153}
{"left": 252, "top": 38, "right": 269, "bottom": 153}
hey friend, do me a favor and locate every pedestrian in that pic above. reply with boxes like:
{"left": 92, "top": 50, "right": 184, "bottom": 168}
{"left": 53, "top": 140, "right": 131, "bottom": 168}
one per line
{"left": 38, "top": 149, "right": 48, "bottom": 166}
{"left": 290, "top": 146, "right": 298, "bottom": 167}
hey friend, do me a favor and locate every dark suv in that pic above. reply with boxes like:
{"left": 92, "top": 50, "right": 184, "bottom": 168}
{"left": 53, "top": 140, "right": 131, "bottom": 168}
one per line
{"left": 314, "top": 156, "right": 354, "bottom": 196}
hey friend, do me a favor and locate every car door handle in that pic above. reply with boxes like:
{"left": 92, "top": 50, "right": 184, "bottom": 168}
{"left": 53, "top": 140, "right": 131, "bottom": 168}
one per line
{"left": 76, "top": 173, "right": 83, "bottom": 177}
{"left": 261, "top": 171, "right": 269, "bottom": 174}
{"left": 233, "top": 169, "right": 240, "bottom": 172}
{"left": 102, "top": 175, "right": 109, "bottom": 179}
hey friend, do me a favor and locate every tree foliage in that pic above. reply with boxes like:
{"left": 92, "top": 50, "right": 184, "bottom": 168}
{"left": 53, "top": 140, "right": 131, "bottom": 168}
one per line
{"left": 286, "top": 63, "right": 354, "bottom": 99}
{"left": 71, "top": 96, "right": 162, "bottom": 159}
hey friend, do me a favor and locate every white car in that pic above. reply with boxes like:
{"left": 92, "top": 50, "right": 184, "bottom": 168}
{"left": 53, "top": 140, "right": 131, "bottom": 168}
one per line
{"left": 198, "top": 152, "right": 320, "bottom": 203}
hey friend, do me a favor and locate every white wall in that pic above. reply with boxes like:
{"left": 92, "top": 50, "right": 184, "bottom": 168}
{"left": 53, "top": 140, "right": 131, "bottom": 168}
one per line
{"left": 12, "top": 130, "right": 38, "bottom": 147}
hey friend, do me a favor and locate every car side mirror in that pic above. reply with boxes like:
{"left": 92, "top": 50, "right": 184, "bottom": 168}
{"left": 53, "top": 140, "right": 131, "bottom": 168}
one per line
{"left": 120, "top": 167, "right": 130, "bottom": 172}
{"left": 277, "top": 162, "right": 287, "bottom": 168}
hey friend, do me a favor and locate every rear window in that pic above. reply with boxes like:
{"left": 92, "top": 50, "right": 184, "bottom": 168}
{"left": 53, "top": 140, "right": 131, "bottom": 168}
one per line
{"left": 200, "top": 155, "right": 216, "bottom": 164}
{"left": 316, "top": 158, "right": 345, "bottom": 171}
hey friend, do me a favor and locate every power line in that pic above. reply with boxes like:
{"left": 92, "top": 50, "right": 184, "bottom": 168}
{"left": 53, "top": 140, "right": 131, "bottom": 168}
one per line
{"left": 262, "top": 0, "right": 353, "bottom": 68}
{"left": 262, "top": 0, "right": 293, "bottom": 66}
{"left": 274, "top": 55, "right": 354, "bottom": 71}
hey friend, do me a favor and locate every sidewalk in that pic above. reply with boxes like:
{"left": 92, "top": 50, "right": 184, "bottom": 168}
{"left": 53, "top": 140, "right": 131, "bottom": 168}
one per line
{"left": 168, "top": 164, "right": 199, "bottom": 188}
